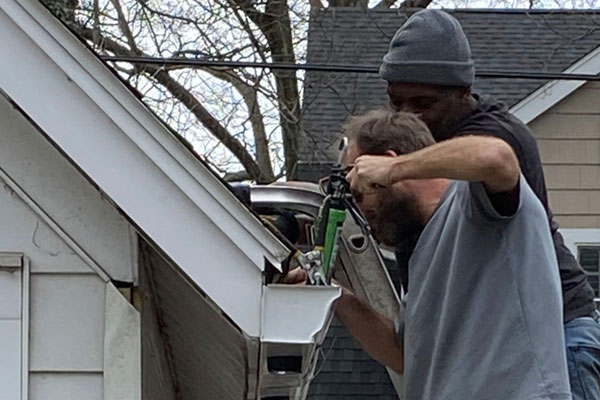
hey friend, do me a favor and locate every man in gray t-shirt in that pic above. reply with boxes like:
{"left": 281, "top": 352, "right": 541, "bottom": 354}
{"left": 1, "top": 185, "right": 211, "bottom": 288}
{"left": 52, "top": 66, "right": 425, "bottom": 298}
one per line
{"left": 334, "top": 109, "right": 570, "bottom": 399}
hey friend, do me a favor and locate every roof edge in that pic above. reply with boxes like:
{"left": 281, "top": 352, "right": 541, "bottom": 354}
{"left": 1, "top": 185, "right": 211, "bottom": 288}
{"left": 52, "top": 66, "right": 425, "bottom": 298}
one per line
{"left": 510, "top": 44, "right": 600, "bottom": 124}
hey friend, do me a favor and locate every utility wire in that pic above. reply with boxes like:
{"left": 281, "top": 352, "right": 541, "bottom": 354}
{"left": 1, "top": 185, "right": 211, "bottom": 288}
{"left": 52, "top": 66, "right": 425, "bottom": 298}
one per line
{"left": 102, "top": 56, "right": 600, "bottom": 81}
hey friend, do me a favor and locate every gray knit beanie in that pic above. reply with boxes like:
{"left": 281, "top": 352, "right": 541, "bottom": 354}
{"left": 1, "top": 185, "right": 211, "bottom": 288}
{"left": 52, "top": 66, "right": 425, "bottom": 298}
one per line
{"left": 379, "top": 10, "right": 475, "bottom": 87}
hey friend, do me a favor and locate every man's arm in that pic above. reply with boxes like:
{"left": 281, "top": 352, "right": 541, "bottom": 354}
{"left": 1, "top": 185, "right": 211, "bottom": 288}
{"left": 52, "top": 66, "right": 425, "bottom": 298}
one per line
{"left": 348, "top": 136, "right": 519, "bottom": 194}
{"left": 335, "top": 288, "right": 404, "bottom": 374}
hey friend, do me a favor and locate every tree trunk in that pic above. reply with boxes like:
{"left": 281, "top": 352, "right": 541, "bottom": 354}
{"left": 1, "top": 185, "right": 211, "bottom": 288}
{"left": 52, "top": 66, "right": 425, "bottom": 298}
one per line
{"left": 262, "top": 0, "right": 303, "bottom": 179}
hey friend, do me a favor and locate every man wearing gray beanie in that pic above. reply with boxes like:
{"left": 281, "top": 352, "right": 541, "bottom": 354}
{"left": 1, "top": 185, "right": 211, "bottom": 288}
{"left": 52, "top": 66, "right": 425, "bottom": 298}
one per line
{"left": 372, "top": 8, "right": 599, "bottom": 400}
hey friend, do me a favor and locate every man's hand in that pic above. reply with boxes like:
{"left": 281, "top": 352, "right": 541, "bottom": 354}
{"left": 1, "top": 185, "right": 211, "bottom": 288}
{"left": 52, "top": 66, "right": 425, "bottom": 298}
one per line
{"left": 346, "top": 154, "right": 396, "bottom": 195}
{"left": 277, "top": 267, "right": 308, "bottom": 285}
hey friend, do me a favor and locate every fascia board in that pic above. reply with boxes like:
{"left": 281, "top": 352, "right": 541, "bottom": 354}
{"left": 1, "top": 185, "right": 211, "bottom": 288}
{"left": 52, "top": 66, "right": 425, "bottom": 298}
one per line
{"left": 511, "top": 45, "right": 600, "bottom": 124}
{"left": 0, "top": 1, "right": 289, "bottom": 271}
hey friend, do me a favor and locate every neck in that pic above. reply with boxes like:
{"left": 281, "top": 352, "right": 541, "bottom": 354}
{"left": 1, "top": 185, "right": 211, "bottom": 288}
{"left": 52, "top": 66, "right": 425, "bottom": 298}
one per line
{"left": 433, "top": 96, "right": 478, "bottom": 141}
{"left": 456, "top": 95, "right": 478, "bottom": 122}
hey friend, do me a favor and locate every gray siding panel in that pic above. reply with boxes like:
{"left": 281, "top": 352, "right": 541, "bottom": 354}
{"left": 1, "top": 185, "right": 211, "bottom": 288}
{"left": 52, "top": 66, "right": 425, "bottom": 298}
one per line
{"left": 0, "top": 320, "right": 21, "bottom": 399}
{"left": 0, "top": 93, "right": 134, "bottom": 280}
{"left": 29, "top": 373, "right": 103, "bottom": 400}
{"left": 530, "top": 82, "right": 600, "bottom": 228}
{"left": 29, "top": 274, "right": 105, "bottom": 371}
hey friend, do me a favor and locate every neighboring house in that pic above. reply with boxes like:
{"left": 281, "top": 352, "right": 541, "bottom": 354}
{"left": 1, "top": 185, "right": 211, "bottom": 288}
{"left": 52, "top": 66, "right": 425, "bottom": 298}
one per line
{"left": 301, "top": 8, "right": 600, "bottom": 399}
{"left": 0, "top": 1, "right": 341, "bottom": 399}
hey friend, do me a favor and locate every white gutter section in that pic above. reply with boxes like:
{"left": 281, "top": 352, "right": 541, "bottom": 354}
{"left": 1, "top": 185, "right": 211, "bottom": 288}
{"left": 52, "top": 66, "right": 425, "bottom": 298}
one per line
{"left": 262, "top": 285, "right": 341, "bottom": 344}
{"left": 511, "top": 45, "right": 600, "bottom": 124}
{"left": 260, "top": 284, "right": 340, "bottom": 399}
{"left": 0, "top": 0, "right": 292, "bottom": 337}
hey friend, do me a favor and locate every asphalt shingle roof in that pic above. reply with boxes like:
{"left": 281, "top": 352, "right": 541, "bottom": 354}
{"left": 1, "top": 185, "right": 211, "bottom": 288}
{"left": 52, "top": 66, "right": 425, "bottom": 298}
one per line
{"left": 307, "top": 255, "right": 403, "bottom": 399}
{"left": 307, "top": 318, "right": 399, "bottom": 399}
{"left": 300, "top": 9, "right": 600, "bottom": 175}
{"left": 303, "top": 9, "right": 600, "bottom": 399}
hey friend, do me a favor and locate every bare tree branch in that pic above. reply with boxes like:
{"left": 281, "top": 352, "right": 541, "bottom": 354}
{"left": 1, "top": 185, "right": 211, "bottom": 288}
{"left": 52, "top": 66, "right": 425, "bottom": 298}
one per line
{"left": 227, "top": 2, "right": 269, "bottom": 62}
{"left": 228, "top": 0, "right": 302, "bottom": 178}
{"left": 226, "top": 0, "right": 269, "bottom": 29}
{"left": 203, "top": 68, "right": 275, "bottom": 182}
{"left": 375, "top": 0, "right": 401, "bottom": 7}
{"left": 397, "top": 0, "right": 433, "bottom": 7}
{"left": 223, "top": 170, "right": 251, "bottom": 182}
{"left": 328, "top": 0, "right": 368, "bottom": 6}
{"left": 109, "top": 0, "right": 139, "bottom": 53}
{"left": 77, "top": 27, "right": 264, "bottom": 180}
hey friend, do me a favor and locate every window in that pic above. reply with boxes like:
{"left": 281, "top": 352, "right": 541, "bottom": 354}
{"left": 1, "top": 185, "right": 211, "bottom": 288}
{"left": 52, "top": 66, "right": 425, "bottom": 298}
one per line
{"left": 578, "top": 246, "right": 600, "bottom": 299}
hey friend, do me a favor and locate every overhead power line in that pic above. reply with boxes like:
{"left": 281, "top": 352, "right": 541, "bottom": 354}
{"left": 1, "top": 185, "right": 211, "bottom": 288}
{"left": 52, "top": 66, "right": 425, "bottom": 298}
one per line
{"left": 101, "top": 56, "right": 600, "bottom": 81}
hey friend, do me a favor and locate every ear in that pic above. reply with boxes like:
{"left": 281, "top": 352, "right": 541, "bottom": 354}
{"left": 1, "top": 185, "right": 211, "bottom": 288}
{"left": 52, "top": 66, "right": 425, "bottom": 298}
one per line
{"left": 384, "top": 150, "right": 398, "bottom": 157}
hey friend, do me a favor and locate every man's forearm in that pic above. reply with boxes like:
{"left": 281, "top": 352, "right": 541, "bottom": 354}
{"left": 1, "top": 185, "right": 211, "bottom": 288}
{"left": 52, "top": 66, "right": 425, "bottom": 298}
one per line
{"left": 335, "top": 288, "right": 404, "bottom": 374}
{"left": 391, "top": 136, "right": 519, "bottom": 193}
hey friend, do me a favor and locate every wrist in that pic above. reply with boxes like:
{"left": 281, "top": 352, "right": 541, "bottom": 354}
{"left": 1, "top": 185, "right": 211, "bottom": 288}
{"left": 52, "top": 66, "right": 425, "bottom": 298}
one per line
{"left": 388, "top": 155, "right": 409, "bottom": 184}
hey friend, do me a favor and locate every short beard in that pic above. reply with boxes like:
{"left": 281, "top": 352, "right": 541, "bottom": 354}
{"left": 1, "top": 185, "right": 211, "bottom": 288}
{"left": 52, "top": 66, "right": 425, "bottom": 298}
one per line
{"left": 368, "top": 188, "right": 423, "bottom": 247}
{"left": 427, "top": 95, "right": 475, "bottom": 142}
{"left": 429, "top": 112, "right": 465, "bottom": 142}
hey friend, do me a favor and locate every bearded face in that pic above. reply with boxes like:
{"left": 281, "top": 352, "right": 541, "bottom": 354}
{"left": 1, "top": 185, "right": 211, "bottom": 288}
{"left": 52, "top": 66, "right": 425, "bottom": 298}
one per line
{"left": 360, "top": 185, "right": 424, "bottom": 247}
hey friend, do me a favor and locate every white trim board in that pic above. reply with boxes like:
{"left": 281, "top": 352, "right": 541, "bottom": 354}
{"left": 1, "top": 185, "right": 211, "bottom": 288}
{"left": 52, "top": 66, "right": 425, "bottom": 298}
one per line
{"left": 0, "top": 253, "right": 27, "bottom": 400}
{"left": 0, "top": 167, "right": 111, "bottom": 282}
{"left": 510, "top": 45, "right": 600, "bottom": 124}
{"left": 104, "top": 283, "right": 140, "bottom": 400}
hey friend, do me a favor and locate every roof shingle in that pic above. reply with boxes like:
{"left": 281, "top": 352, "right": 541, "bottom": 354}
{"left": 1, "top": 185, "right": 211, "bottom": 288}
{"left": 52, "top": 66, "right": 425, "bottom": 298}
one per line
{"left": 304, "top": 9, "right": 600, "bottom": 399}
{"left": 300, "top": 9, "right": 600, "bottom": 173}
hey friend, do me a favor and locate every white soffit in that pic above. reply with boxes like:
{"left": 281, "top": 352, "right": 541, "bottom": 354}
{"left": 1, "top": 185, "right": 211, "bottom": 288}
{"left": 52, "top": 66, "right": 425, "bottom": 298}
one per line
{"left": 511, "top": 45, "right": 600, "bottom": 124}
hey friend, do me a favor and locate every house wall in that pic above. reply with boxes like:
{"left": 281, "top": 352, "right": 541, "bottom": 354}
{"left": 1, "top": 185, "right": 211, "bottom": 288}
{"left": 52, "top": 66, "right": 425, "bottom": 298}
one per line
{"left": 0, "top": 179, "right": 106, "bottom": 400}
{"left": 528, "top": 80, "right": 600, "bottom": 229}
{"left": 0, "top": 96, "right": 136, "bottom": 282}
{"left": 0, "top": 91, "right": 137, "bottom": 399}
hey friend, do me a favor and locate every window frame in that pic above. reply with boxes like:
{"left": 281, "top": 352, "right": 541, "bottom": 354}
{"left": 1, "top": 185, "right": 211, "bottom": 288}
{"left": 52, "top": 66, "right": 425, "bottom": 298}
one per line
{"left": 0, "top": 253, "right": 29, "bottom": 400}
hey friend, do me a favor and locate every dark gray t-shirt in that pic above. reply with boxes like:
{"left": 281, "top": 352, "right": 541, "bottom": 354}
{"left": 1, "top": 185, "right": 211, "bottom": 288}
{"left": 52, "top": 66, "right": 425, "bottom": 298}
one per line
{"left": 400, "top": 177, "right": 570, "bottom": 400}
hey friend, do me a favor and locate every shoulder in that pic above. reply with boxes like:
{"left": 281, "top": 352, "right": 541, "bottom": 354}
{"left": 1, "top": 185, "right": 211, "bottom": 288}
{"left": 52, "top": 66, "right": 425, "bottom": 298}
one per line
{"left": 454, "top": 97, "right": 532, "bottom": 143}
{"left": 453, "top": 95, "right": 540, "bottom": 164}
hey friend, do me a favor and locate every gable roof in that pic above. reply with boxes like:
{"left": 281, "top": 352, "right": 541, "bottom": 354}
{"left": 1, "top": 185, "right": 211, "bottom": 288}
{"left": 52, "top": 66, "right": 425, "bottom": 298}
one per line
{"left": 300, "top": 8, "right": 600, "bottom": 176}
{"left": 1, "top": 0, "right": 289, "bottom": 332}
{"left": 512, "top": 45, "right": 600, "bottom": 123}
{"left": 1, "top": 2, "right": 342, "bottom": 397}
